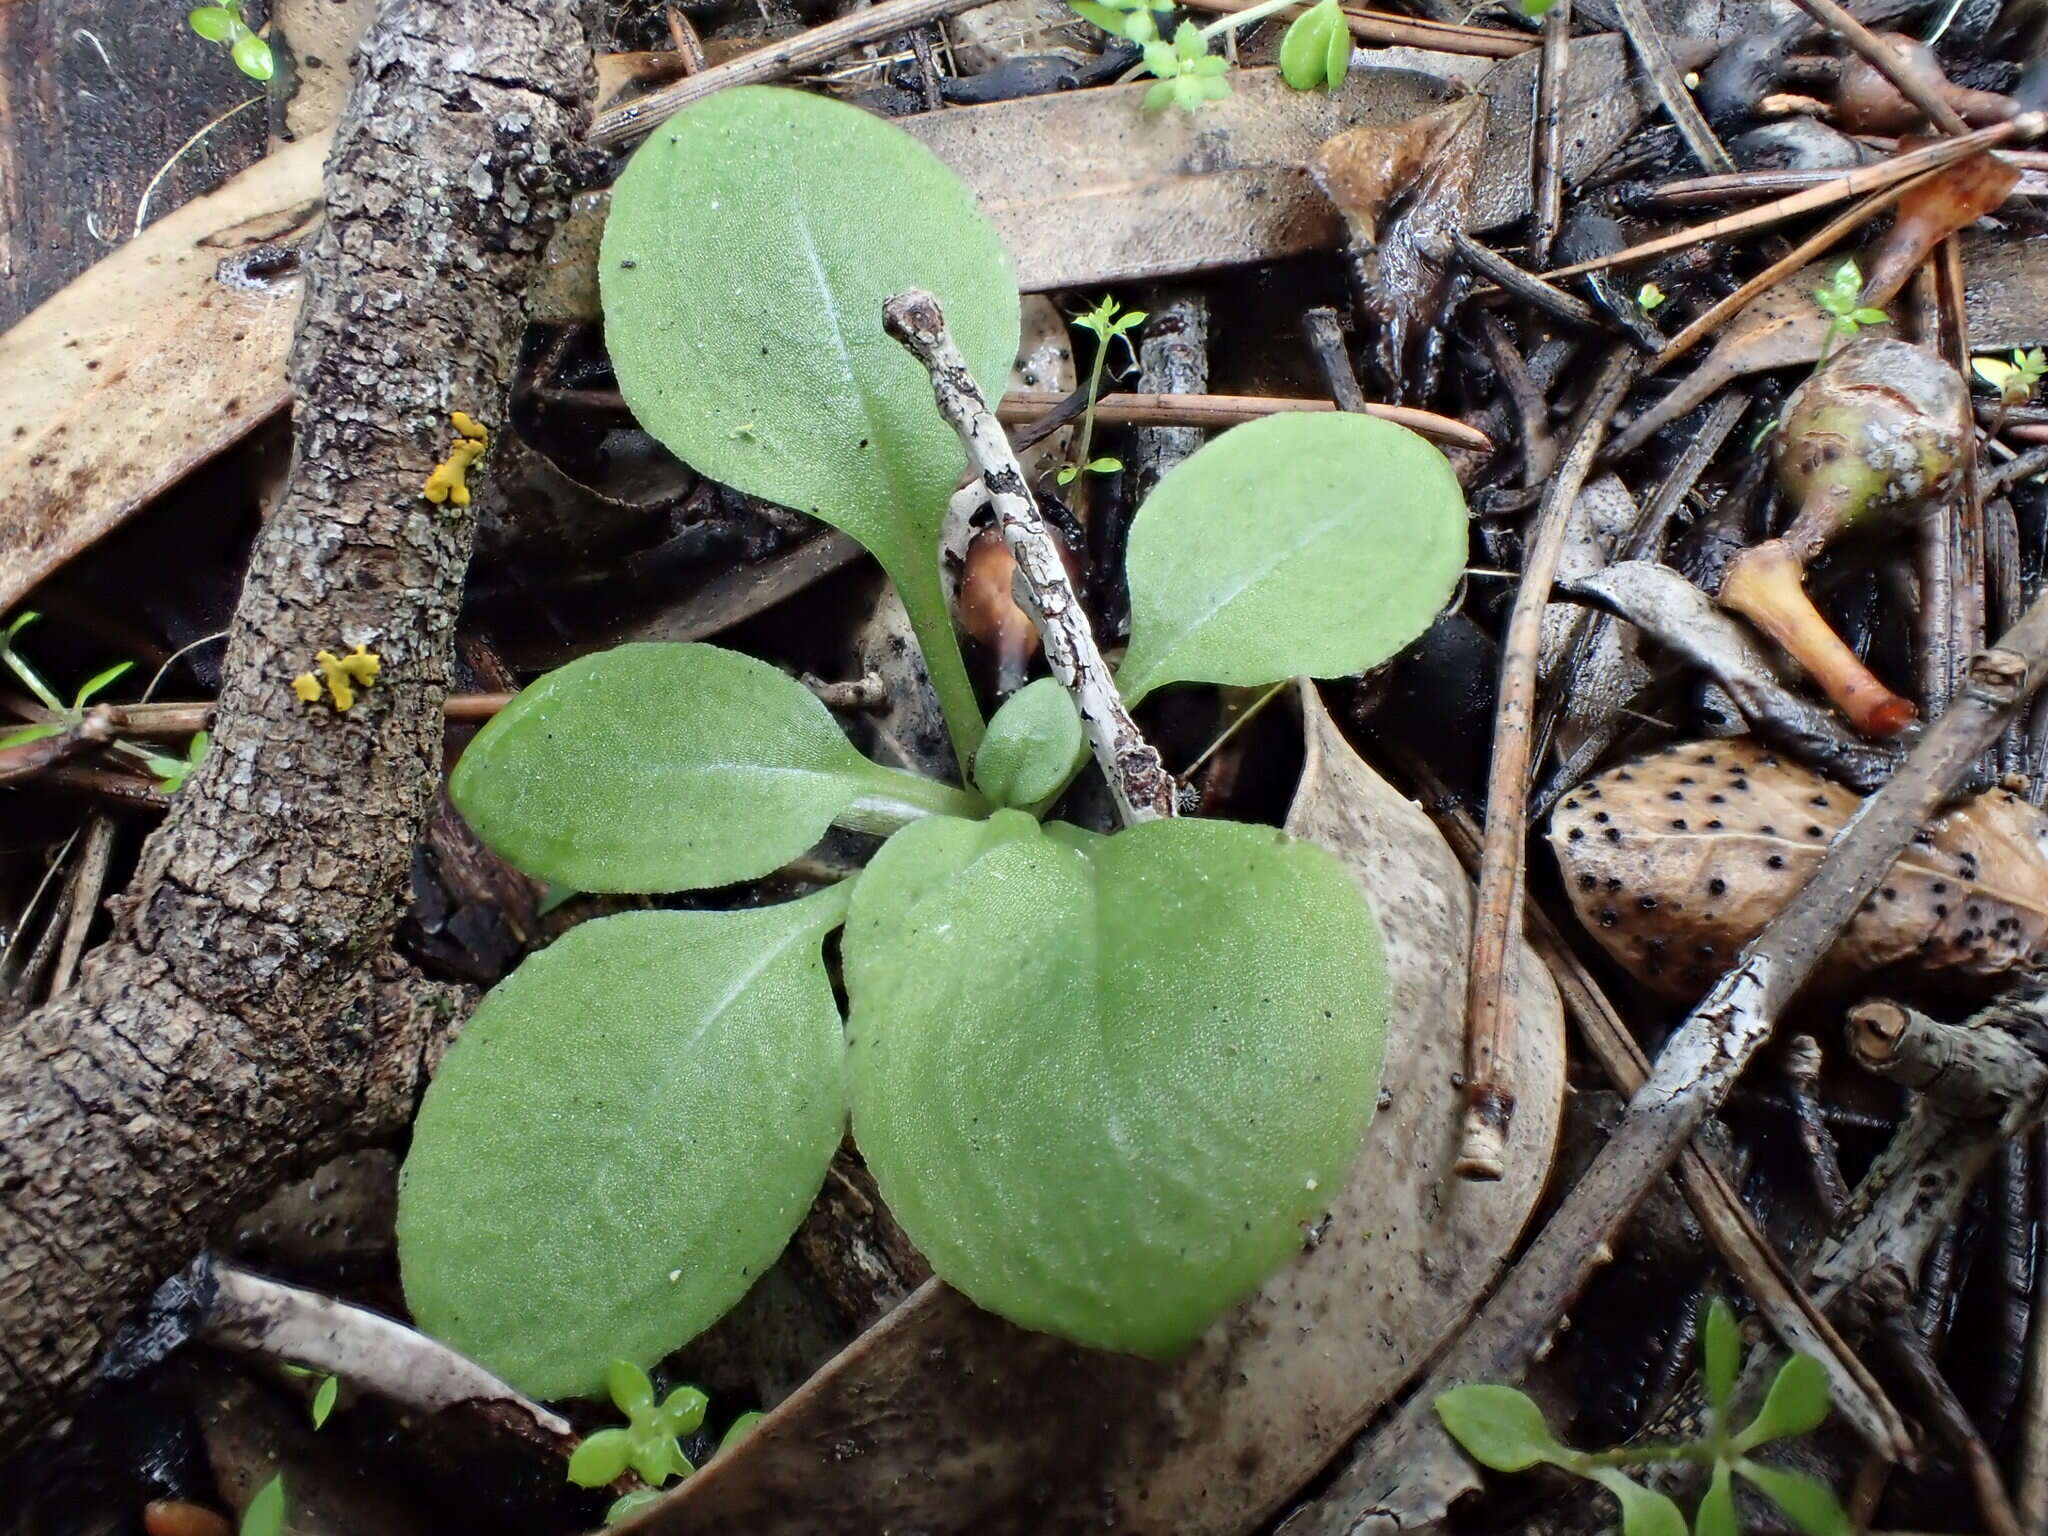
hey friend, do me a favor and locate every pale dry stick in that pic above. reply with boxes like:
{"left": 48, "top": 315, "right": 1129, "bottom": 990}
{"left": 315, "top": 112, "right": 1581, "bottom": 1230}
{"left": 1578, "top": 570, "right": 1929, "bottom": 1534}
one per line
{"left": 7, "top": 693, "right": 518, "bottom": 741}
{"left": 2023, "top": 1218, "right": 2048, "bottom": 1532}
{"left": 1180, "top": 0, "right": 1532, "bottom": 58}
{"left": 49, "top": 815, "right": 115, "bottom": 998}
{"left": 885, "top": 290, "right": 1176, "bottom": 825}
{"left": 1542, "top": 115, "right": 2044, "bottom": 281}
{"left": 1935, "top": 237, "right": 1987, "bottom": 694}
{"left": 1787, "top": 0, "right": 1968, "bottom": 136}
{"left": 1390, "top": 743, "right": 1908, "bottom": 1452}
{"left": 1611, "top": 0, "right": 1735, "bottom": 174}
{"left": 1288, "top": 613, "right": 2048, "bottom": 1535}
{"left": 589, "top": 0, "right": 988, "bottom": 144}
{"left": 1530, "top": 0, "right": 1572, "bottom": 267}
{"left": 1650, "top": 169, "right": 1941, "bottom": 374}
{"left": 192, "top": 1257, "right": 572, "bottom": 1436}
{"left": 1458, "top": 347, "right": 1639, "bottom": 1181}
{"left": 995, "top": 389, "right": 1491, "bottom": 452}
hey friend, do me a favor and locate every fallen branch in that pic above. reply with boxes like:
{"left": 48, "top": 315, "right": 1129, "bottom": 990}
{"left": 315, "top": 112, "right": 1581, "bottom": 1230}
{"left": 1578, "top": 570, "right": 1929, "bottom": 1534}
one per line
{"left": 0, "top": 0, "right": 592, "bottom": 1451}
{"left": 1287, "top": 599, "right": 2048, "bottom": 1534}
{"left": 886, "top": 290, "right": 1176, "bottom": 825}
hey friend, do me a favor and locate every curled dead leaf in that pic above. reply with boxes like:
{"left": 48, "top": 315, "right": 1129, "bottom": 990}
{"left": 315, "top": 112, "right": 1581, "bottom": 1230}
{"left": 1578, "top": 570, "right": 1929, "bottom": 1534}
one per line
{"left": 1551, "top": 738, "right": 2048, "bottom": 1000}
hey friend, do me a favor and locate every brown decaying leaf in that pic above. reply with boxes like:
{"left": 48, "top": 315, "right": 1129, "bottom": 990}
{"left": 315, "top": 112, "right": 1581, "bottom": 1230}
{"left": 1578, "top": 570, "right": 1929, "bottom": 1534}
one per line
{"left": 1551, "top": 738, "right": 2048, "bottom": 1001}
{"left": 620, "top": 687, "right": 1564, "bottom": 1535}
{"left": 1856, "top": 150, "right": 2021, "bottom": 309}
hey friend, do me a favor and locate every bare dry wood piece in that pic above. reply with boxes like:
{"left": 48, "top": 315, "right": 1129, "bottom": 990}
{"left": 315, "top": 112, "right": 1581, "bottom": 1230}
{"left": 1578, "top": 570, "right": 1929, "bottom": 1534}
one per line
{"left": 618, "top": 687, "right": 1566, "bottom": 1535}
{"left": 0, "top": 0, "right": 593, "bottom": 1451}
{"left": 1530, "top": 0, "right": 1572, "bottom": 266}
{"left": 198, "top": 1257, "right": 571, "bottom": 1436}
{"left": 1460, "top": 348, "right": 1638, "bottom": 1179}
{"left": 884, "top": 290, "right": 1176, "bottom": 825}
{"left": 1288, "top": 601, "right": 2048, "bottom": 1535}
{"left": 995, "top": 387, "right": 1490, "bottom": 450}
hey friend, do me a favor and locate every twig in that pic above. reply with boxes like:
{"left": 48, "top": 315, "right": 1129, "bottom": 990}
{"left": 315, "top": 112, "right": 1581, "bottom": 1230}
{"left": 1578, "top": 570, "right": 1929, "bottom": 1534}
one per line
{"left": 590, "top": 0, "right": 990, "bottom": 145}
{"left": 50, "top": 816, "right": 116, "bottom": 999}
{"left": 1476, "top": 313, "right": 1556, "bottom": 485}
{"left": 1130, "top": 293, "right": 1211, "bottom": 502}
{"left": 1182, "top": 0, "right": 1532, "bottom": 57}
{"left": 1460, "top": 348, "right": 1638, "bottom": 1180}
{"left": 1450, "top": 230, "right": 1602, "bottom": 332}
{"left": 1611, "top": 0, "right": 1735, "bottom": 174}
{"left": 1787, "top": 0, "right": 1968, "bottom": 135}
{"left": 1987, "top": 445, "right": 2048, "bottom": 496}
{"left": 1289, "top": 603, "right": 2048, "bottom": 1534}
{"left": 1303, "top": 308, "right": 1371, "bottom": 416}
{"left": 199, "top": 1257, "right": 571, "bottom": 1437}
{"left": 5, "top": 693, "right": 517, "bottom": 742}
{"left": 886, "top": 290, "right": 1176, "bottom": 825}
{"left": 1935, "top": 238, "right": 1986, "bottom": 696}
{"left": 1530, "top": 0, "right": 1571, "bottom": 267}
{"left": 133, "top": 96, "right": 266, "bottom": 237}
{"left": 1783, "top": 1034, "right": 1851, "bottom": 1218}
{"left": 665, "top": 5, "right": 708, "bottom": 72}
{"left": 1386, "top": 743, "right": 1908, "bottom": 1453}
{"left": 0, "top": 706, "right": 119, "bottom": 785}
{"left": 995, "top": 388, "right": 1491, "bottom": 452}
{"left": 1542, "top": 115, "right": 2044, "bottom": 280}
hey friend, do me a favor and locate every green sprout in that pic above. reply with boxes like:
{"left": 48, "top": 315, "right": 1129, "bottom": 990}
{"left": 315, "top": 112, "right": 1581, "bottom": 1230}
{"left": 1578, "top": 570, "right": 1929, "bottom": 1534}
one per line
{"left": 1068, "top": 0, "right": 1346, "bottom": 111}
{"left": 1060, "top": 295, "right": 1148, "bottom": 487}
{"left": 1436, "top": 1300, "right": 1849, "bottom": 1536}
{"left": 1973, "top": 346, "right": 2047, "bottom": 407}
{"left": 1522, "top": 0, "right": 1560, "bottom": 16}
{"left": 0, "top": 612, "right": 208, "bottom": 793}
{"left": 1637, "top": 282, "right": 1668, "bottom": 312}
{"left": 240, "top": 1474, "right": 285, "bottom": 1536}
{"left": 1813, "top": 259, "right": 1887, "bottom": 358}
{"left": 568, "top": 1359, "right": 708, "bottom": 1494}
{"left": 188, "top": 1, "right": 274, "bottom": 81}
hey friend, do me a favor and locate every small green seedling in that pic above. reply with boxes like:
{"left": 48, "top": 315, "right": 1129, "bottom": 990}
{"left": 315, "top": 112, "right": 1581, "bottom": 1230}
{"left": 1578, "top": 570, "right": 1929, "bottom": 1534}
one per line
{"left": 1436, "top": 1300, "right": 1850, "bottom": 1536}
{"left": 0, "top": 612, "right": 209, "bottom": 793}
{"left": 400, "top": 85, "right": 1471, "bottom": 1403}
{"left": 280, "top": 1364, "right": 340, "bottom": 1428}
{"left": 1069, "top": 0, "right": 1351, "bottom": 111}
{"left": 188, "top": 2, "right": 273, "bottom": 81}
{"left": 1059, "top": 294, "right": 1147, "bottom": 487}
{"left": 1522, "top": 0, "right": 1560, "bottom": 17}
{"left": 240, "top": 1474, "right": 285, "bottom": 1536}
{"left": 567, "top": 1360, "right": 707, "bottom": 1491}
{"left": 597, "top": 1405, "right": 760, "bottom": 1526}
{"left": 1973, "top": 346, "right": 2047, "bottom": 407}
{"left": 1278, "top": 0, "right": 1352, "bottom": 92}
{"left": 1637, "top": 282, "right": 1668, "bottom": 312}
{"left": 1813, "top": 259, "right": 1888, "bottom": 358}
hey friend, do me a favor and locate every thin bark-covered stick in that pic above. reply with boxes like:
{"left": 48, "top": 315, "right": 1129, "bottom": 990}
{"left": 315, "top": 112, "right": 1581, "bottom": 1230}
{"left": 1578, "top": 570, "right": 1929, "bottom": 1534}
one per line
{"left": 0, "top": 0, "right": 592, "bottom": 1450}
{"left": 1450, "top": 230, "right": 1601, "bottom": 331}
{"left": 1459, "top": 347, "right": 1637, "bottom": 1180}
{"left": 1288, "top": 603, "right": 2048, "bottom": 1534}
{"left": 1936, "top": 238, "right": 1987, "bottom": 691}
{"left": 1788, "top": 0, "right": 1968, "bottom": 135}
{"left": 1542, "top": 114, "right": 2043, "bottom": 279}
{"left": 995, "top": 389, "right": 1490, "bottom": 451}
{"left": 6, "top": 693, "right": 517, "bottom": 741}
{"left": 1303, "top": 308, "right": 1371, "bottom": 416}
{"left": 1129, "top": 293, "right": 1210, "bottom": 504}
{"left": 1386, "top": 742, "right": 1907, "bottom": 1452}
{"left": 886, "top": 290, "right": 1176, "bottom": 825}
{"left": 1611, "top": 0, "right": 1735, "bottom": 174}
{"left": 1184, "top": 0, "right": 1532, "bottom": 57}
{"left": 1530, "top": 0, "right": 1571, "bottom": 267}
{"left": 1784, "top": 1034, "right": 1851, "bottom": 1217}
{"left": 589, "top": 0, "right": 986, "bottom": 145}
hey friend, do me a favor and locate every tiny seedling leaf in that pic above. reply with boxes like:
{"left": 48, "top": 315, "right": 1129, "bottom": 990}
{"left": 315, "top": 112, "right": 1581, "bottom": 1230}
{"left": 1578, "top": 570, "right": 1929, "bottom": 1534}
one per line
{"left": 230, "top": 29, "right": 275, "bottom": 81}
{"left": 1118, "top": 411, "right": 1467, "bottom": 701}
{"left": 568, "top": 1427, "right": 635, "bottom": 1488}
{"left": 656, "top": 1385, "right": 709, "bottom": 1437}
{"left": 450, "top": 643, "right": 955, "bottom": 893}
{"left": 606, "top": 1490, "right": 666, "bottom": 1526}
{"left": 846, "top": 810, "right": 1385, "bottom": 1356}
{"left": 609, "top": 1359, "right": 656, "bottom": 1417}
{"left": 630, "top": 1429, "right": 686, "bottom": 1486}
{"left": 719, "top": 1411, "right": 765, "bottom": 1454}
{"left": 1586, "top": 1467, "right": 1689, "bottom": 1536}
{"left": 600, "top": 86, "right": 1019, "bottom": 764}
{"left": 240, "top": 1474, "right": 285, "bottom": 1536}
{"left": 0, "top": 723, "right": 63, "bottom": 750}
{"left": 1693, "top": 1462, "right": 1738, "bottom": 1536}
{"left": 397, "top": 892, "right": 851, "bottom": 1399}
{"left": 71, "top": 661, "right": 132, "bottom": 710}
{"left": 1734, "top": 1353, "right": 1831, "bottom": 1452}
{"left": 1734, "top": 1460, "right": 1852, "bottom": 1536}
{"left": 1069, "top": 0, "right": 1132, "bottom": 35}
{"left": 1435, "top": 1384, "right": 1571, "bottom": 1472}
{"left": 972, "top": 678, "right": 1085, "bottom": 810}
{"left": 1279, "top": 0, "right": 1348, "bottom": 91}
{"left": 188, "top": 6, "right": 236, "bottom": 41}
{"left": 1702, "top": 1297, "right": 1739, "bottom": 1431}
{"left": 310, "top": 1373, "right": 338, "bottom": 1429}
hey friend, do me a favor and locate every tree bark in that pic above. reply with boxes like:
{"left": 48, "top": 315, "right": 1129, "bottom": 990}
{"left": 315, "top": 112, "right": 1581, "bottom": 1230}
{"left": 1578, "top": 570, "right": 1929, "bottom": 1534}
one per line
{"left": 0, "top": 0, "right": 593, "bottom": 1451}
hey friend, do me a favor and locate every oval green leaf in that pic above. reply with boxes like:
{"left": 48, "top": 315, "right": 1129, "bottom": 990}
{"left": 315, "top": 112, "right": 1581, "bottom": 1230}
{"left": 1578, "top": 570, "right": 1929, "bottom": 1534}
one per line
{"left": 1735, "top": 1461, "right": 1852, "bottom": 1536}
{"left": 972, "top": 678, "right": 1085, "bottom": 810}
{"left": 845, "top": 811, "right": 1385, "bottom": 1356}
{"left": 397, "top": 893, "right": 851, "bottom": 1399}
{"left": 451, "top": 642, "right": 947, "bottom": 894}
{"left": 1703, "top": 1296, "right": 1739, "bottom": 1427}
{"left": 1734, "top": 1353, "right": 1832, "bottom": 1451}
{"left": 1586, "top": 1468, "right": 1689, "bottom": 1536}
{"left": 187, "top": 5, "right": 235, "bottom": 41}
{"left": 1435, "top": 1384, "right": 1570, "bottom": 1473}
{"left": 1117, "top": 411, "right": 1467, "bottom": 702}
{"left": 600, "top": 85, "right": 1020, "bottom": 762}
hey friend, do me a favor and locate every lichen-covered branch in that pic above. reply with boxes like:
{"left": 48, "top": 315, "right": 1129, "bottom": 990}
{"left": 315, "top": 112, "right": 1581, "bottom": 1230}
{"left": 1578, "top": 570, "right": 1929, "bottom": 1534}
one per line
{"left": 0, "top": 0, "right": 593, "bottom": 1451}
{"left": 884, "top": 289, "right": 1177, "bottom": 826}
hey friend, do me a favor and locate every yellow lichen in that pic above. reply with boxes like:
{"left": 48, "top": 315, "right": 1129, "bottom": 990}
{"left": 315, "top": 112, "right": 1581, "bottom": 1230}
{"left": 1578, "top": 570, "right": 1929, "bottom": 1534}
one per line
{"left": 293, "top": 645, "right": 382, "bottom": 711}
{"left": 423, "top": 411, "right": 490, "bottom": 506}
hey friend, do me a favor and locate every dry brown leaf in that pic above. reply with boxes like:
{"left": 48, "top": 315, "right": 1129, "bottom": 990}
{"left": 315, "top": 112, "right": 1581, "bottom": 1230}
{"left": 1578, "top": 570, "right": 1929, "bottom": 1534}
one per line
{"left": 621, "top": 686, "right": 1564, "bottom": 1535}
{"left": 1551, "top": 738, "right": 2048, "bottom": 1000}
{"left": 0, "top": 131, "right": 326, "bottom": 615}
